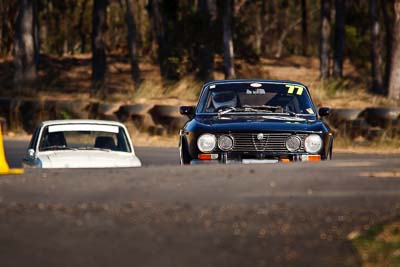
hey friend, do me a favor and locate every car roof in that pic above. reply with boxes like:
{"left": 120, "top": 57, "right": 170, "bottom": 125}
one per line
{"left": 39, "top": 119, "right": 126, "bottom": 128}
{"left": 202, "top": 79, "right": 308, "bottom": 88}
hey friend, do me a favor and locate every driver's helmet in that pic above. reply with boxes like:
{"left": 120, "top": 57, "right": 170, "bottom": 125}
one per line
{"left": 212, "top": 91, "right": 237, "bottom": 110}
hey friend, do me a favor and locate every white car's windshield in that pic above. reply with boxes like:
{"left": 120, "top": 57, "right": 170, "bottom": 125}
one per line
{"left": 38, "top": 124, "right": 131, "bottom": 152}
{"left": 201, "top": 82, "right": 316, "bottom": 115}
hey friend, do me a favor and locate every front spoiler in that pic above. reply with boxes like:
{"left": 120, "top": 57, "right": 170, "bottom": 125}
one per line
{"left": 190, "top": 159, "right": 221, "bottom": 165}
{"left": 190, "top": 154, "right": 321, "bottom": 165}
{"left": 190, "top": 159, "right": 279, "bottom": 165}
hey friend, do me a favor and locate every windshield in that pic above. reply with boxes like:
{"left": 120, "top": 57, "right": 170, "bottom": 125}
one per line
{"left": 200, "top": 82, "right": 316, "bottom": 115}
{"left": 38, "top": 124, "right": 132, "bottom": 152}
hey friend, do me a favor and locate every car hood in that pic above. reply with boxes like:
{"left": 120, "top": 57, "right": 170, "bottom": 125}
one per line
{"left": 37, "top": 150, "right": 141, "bottom": 168}
{"left": 192, "top": 115, "right": 325, "bottom": 133}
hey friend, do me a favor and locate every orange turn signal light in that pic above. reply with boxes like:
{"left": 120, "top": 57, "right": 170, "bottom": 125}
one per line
{"left": 307, "top": 155, "right": 321, "bottom": 161}
{"left": 281, "top": 159, "right": 290, "bottom": 163}
{"left": 198, "top": 154, "right": 218, "bottom": 160}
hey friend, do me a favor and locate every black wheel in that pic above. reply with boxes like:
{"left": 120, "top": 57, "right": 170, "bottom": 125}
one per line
{"left": 180, "top": 138, "right": 192, "bottom": 165}
{"left": 327, "top": 139, "right": 333, "bottom": 160}
{"left": 327, "top": 147, "right": 332, "bottom": 160}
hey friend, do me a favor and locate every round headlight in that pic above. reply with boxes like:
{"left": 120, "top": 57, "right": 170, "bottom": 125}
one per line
{"left": 197, "top": 134, "right": 216, "bottom": 152}
{"left": 286, "top": 135, "right": 301, "bottom": 152}
{"left": 304, "top": 134, "right": 322, "bottom": 153}
{"left": 218, "top": 135, "right": 234, "bottom": 151}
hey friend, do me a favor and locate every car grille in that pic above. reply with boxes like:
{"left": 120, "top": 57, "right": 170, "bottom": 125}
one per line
{"left": 228, "top": 133, "right": 307, "bottom": 152}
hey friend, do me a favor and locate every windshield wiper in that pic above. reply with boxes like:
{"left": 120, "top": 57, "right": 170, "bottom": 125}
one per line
{"left": 218, "top": 107, "right": 238, "bottom": 115}
{"left": 218, "top": 106, "right": 278, "bottom": 117}
{"left": 217, "top": 105, "right": 301, "bottom": 117}
{"left": 242, "top": 105, "right": 281, "bottom": 111}
{"left": 244, "top": 105, "right": 302, "bottom": 117}
{"left": 242, "top": 105, "right": 306, "bottom": 118}
{"left": 41, "top": 145, "right": 75, "bottom": 151}
{"left": 242, "top": 105, "right": 290, "bottom": 114}
{"left": 284, "top": 110, "right": 300, "bottom": 117}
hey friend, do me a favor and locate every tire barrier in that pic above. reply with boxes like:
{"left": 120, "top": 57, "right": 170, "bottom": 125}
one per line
{"left": 131, "top": 114, "right": 156, "bottom": 131}
{"left": 329, "top": 109, "right": 363, "bottom": 124}
{"left": 150, "top": 105, "right": 181, "bottom": 118}
{"left": 149, "top": 105, "right": 184, "bottom": 134}
{"left": 116, "top": 104, "right": 154, "bottom": 125}
{"left": 96, "top": 103, "right": 120, "bottom": 121}
{"left": 0, "top": 98, "right": 190, "bottom": 136}
{"left": 361, "top": 107, "right": 400, "bottom": 128}
{"left": 0, "top": 97, "right": 397, "bottom": 139}
{"left": 325, "top": 107, "right": 400, "bottom": 140}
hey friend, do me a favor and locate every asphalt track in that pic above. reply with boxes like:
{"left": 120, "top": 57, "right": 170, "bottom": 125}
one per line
{"left": 1, "top": 139, "right": 400, "bottom": 267}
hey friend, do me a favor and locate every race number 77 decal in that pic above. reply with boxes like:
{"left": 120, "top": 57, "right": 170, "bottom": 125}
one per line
{"left": 285, "top": 84, "right": 304, "bottom": 95}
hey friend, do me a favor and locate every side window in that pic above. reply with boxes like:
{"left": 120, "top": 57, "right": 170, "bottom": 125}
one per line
{"left": 38, "top": 128, "right": 49, "bottom": 150}
{"left": 28, "top": 127, "right": 40, "bottom": 150}
{"left": 117, "top": 127, "right": 131, "bottom": 152}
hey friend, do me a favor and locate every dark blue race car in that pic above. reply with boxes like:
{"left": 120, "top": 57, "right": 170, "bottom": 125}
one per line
{"left": 179, "top": 79, "right": 333, "bottom": 165}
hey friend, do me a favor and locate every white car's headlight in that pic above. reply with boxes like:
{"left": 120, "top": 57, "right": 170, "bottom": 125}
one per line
{"left": 304, "top": 134, "right": 322, "bottom": 153}
{"left": 286, "top": 135, "right": 301, "bottom": 152}
{"left": 218, "top": 135, "right": 234, "bottom": 151}
{"left": 197, "top": 134, "right": 216, "bottom": 152}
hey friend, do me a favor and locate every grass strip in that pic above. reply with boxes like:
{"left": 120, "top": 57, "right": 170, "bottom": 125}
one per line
{"left": 352, "top": 221, "right": 400, "bottom": 267}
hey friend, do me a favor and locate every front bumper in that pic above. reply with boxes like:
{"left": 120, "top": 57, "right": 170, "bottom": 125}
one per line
{"left": 191, "top": 153, "right": 321, "bottom": 164}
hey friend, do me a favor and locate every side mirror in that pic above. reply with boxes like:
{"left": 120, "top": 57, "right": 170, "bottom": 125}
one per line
{"left": 180, "top": 106, "right": 195, "bottom": 118}
{"left": 318, "top": 107, "right": 330, "bottom": 117}
{"left": 27, "top": 148, "right": 36, "bottom": 158}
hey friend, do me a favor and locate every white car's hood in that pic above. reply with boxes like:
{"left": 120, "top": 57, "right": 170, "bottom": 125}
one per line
{"left": 37, "top": 150, "right": 141, "bottom": 168}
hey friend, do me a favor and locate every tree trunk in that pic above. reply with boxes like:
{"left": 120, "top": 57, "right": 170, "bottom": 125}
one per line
{"left": 274, "top": 0, "right": 289, "bottom": 58}
{"left": 123, "top": 0, "right": 141, "bottom": 87}
{"left": 39, "top": 9, "right": 47, "bottom": 53}
{"left": 319, "top": 0, "right": 331, "bottom": 79}
{"left": 197, "top": 0, "right": 215, "bottom": 81}
{"left": 370, "top": 0, "right": 384, "bottom": 94}
{"left": 254, "top": 1, "right": 263, "bottom": 56}
{"left": 91, "top": 0, "right": 108, "bottom": 98}
{"left": 382, "top": 0, "right": 393, "bottom": 91}
{"left": 276, "top": 16, "right": 304, "bottom": 59}
{"left": 63, "top": 15, "right": 69, "bottom": 56}
{"left": 301, "top": 0, "right": 309, "bottom": 56}
{"left": 148, "top": 0, "right": 168, "bottom": 79}
{"left": 1, "top": 1, "right": 9, "bottom": 55}
{"left": 78, "top": 0, "right": 88, "bottom": 54}
{"left": 33, "top": 0, "right": 38, "bottom": 63}
{"left": 223, "top": 0, "right": 235, "bottom": 79}
{"left": 388, "top": 0, "right": 400, "bottom": 100}
{"left": 261, "top": 1, "right": 271, "bottom": 55}
{"left": 14, "top": 0, "right": 38, "bottom": 95}
{"left": 0, "top": 1, "right": 4, "bottom": 55}
{"left": 333, "top": 0, "right": 345, "bottom": 78}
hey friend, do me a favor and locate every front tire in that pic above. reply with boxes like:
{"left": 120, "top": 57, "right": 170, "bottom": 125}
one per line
{"left": 327, "top": 138, "right": 333, "bottom": 160}
{"left": 180, "top": 138, "right": 192, "bottom": 165}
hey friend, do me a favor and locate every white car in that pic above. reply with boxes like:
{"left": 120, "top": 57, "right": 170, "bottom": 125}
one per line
{"left": 23, "top": 120, "right": 142, "bottom": 168}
